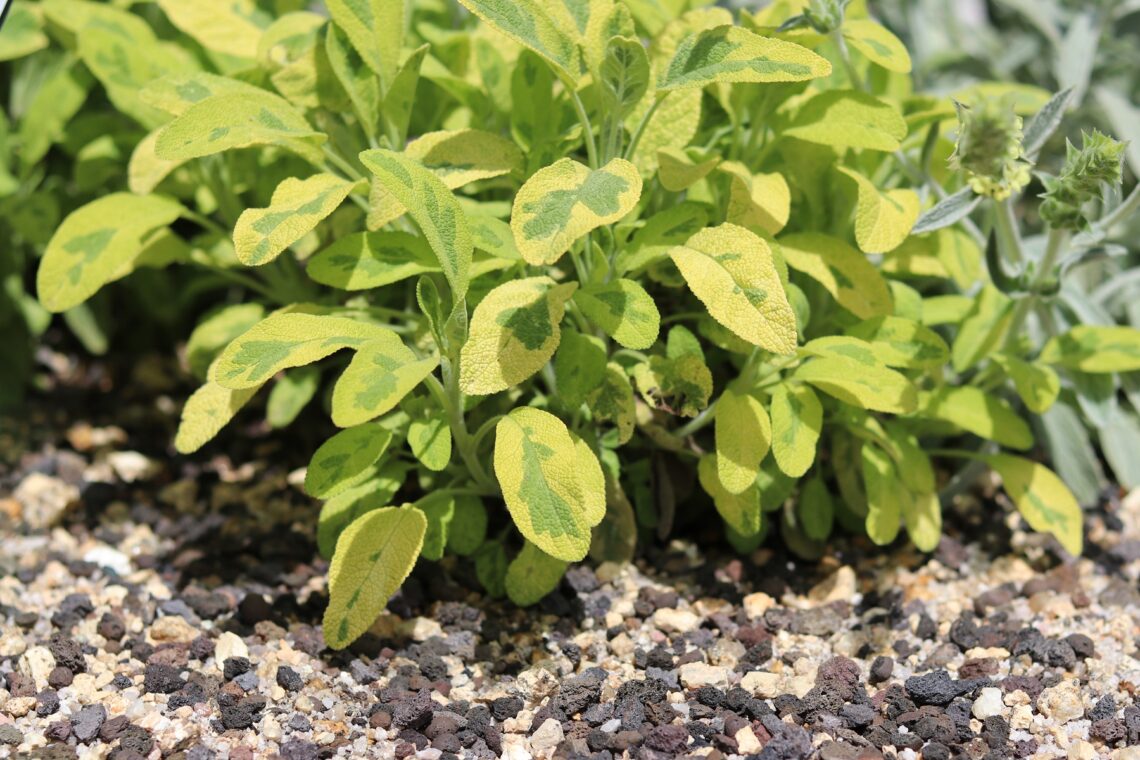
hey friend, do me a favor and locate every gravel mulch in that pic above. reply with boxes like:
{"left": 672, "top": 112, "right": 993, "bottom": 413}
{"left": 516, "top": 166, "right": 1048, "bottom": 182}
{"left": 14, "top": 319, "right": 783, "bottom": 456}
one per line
{"left": 3, "top": 359, "right": 1140, "bottom": 759}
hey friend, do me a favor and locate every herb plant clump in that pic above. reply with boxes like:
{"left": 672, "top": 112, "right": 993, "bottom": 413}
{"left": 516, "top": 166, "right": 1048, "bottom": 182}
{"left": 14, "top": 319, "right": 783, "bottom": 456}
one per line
{"left": 16, "top": 0, "right": 1140, "bottom": 648}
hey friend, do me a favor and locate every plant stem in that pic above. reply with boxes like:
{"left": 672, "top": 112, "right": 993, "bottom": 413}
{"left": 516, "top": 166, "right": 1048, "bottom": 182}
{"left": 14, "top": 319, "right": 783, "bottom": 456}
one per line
{"left": 992, "top": 198, "right": 1024, "bottom": 265}
{"left": 569, "top": 87, "right": 599, "bottom": 169}
{"left": 425, "top": 372, "right": 496, "bottom": 492}
{"left": 1002, "top": 227, "right": 1069, "bottom": 349}
{"left": 624, "top": 92, "right": 668, "bottom": 162}
{"left": 674, "top": 404, "right": 715, "bottom": 438}
{"left": 834, "top": 33, "right": 864, "bottom": 91}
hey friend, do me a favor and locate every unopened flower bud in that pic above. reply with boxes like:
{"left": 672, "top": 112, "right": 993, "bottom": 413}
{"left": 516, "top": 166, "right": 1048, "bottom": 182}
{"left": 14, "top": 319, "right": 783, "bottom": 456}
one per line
{"left": 1040, "top": 130, "right": 1127, "bottom": 230}
{"left": 949, "top": 98, "right": 1032, "bottom": 201}
{"left": 804, "top": 0, "right": 851, "bottom": 33}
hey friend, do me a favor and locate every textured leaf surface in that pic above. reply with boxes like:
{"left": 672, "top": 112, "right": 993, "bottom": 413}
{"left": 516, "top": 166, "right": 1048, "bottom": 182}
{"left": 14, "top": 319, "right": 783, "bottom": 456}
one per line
{"left": 785, "top": 91, "right": 907, "bottom": 152}
{"left": 657, "top": 147, "right": 720, "bottom": 192}
{"left": 316, "top": 464, "right": 406, "bottom": 558}
{"left": 599, "top": 35, "right": 650, "bottom": 118}
{"left": 698, "top": 454, "right": 762, "bottom": 537}
{"left": 456, "top": 0, "right": 581, "bottom": 82}
{"left": 842, "top": 19, "right": 911, "bottom": 73}
{"left": 715, "top": 387, "right": 771, "bottom": 494}
{"left": 459, "top": 278, "right": 577, "bottom": 395}
{"left": 324, "top": 506, "right": 425, "bottom": 649}
{"left": 493, "top": 408, "right": 605, "bottom": 562}
{"left": 670, "top": 224, "right": 796, "bottom": 354}
{"left": 721, "top": 162, "right": 790, "bottom": 236}
{"left": 574, "top": 279, "right": 660, "bottom": 350}
{"left": 505, "top": 542, "right": 569, "bottom": 606}
{"left": 408, "top": 404, "right": 451, "bottom": 472}
{"left": 234, "top": 174, "right": 357, "bottom": 266}
{"left": 155, "top": 91, "right": 325, "bottom": 164}
{"left": 38, "top": 193, "right": 183, "bottom": 312}
{"left": 1039, "top": 326, "right": 1140, "bottom": 373}
{"left": 779, "top": 233, "right": 892, "bottom": 320}
{"left": 213, "top": 312, "right": 394, "bottom": 389}
{"left": 326, "top": 0, "right": 403, "bottom": 82}
{"left": 846, "top": 316, "right": 950, "bottom": 369}
{"left": 658, "top": 25, "right": 829, "bottom": 90}
{"left": 994, "top": 354, "right": 1060, "bottom": 414}
{"left": 512, "top": 157, "right": 642, "bottom": 266}
{"left": 770, "top": 383, "right": 822, "bottom": 478}
{"left": 588, "top": 363, "right": 636, "bottom": 445}
{"left": 796, "top": 356, "right": 917, "bottom": 413}
{"left": 360, "top": 149, "right": 472, "bottom": 303}
{"left": 982, "top": 454, "right": 1082, "bottom": 556}
{"left": 309, "top": 231, "right": 439, "bottom": 290}
{"left": 555, "top": 331, "right": 607, "bottom": 408}
{"left": 838, "top": 167, "right": 920, "bottom": 253}
{"left": 331, "top": 336, "right": 438, "bottom": 427}
{"left": 141, "top": 72, "right": 267, "bottom": 117}
{"left": 916, "top": 388, "right": 1034, "bottom": 450}
{"left": 186, "top": 304, "right": 267, "bottom": 380}
{"left": 157, "top": 0, "right": 264, "bottom": 58}
{"left": 305, "top": 424, "right": 392, "bottom": 498}
{"left": 174, "top": 382, "right": 258, "bottom": 454}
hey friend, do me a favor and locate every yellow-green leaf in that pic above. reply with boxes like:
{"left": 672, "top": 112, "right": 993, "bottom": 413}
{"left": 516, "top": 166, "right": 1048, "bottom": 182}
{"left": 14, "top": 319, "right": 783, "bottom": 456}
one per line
{"left": 715, "top": 386, "right": 771, "bottom": 494}
{"left": 555, "top": 330, "right": 608, "bottom": 409}
{"left": 588, "top": 362, "right": 637, "bottom": 445}
{"left": 982, "top": 454, "right": 1082, "bottom": 556}
{"left": 862, "top": 444, "right": 901, "bottom": 545}
{"left": 324, "top": 506, "right": 425, "bottom": 649}
{"left": 155, "top": 90, "right": 325, "bottom": 165}
{"left": 670, "top": 223, "right": 797, "bottom": 354}
{"left": 846, "top": 316, "right": 950, "bottom": 369}
{"left": 770, "top": 382, "right": 823, "bottom": 478}
{"left": 658, "top": 24, "right": 830, "bottom": 90}
{"left": 174, "top": 381, "right": 259, "bottom": 454}
{"left": 359, "top": 149, "right": 473, "bottom": 303}
{"left": 157, "top": 0, "right": 265, "bottom": 59}
{"left": 657, "top": 147, "right": 720, "bottom": 192}
{"left": 837, "top": 166, "right": 920, "bottom": 253}
{"left": 267, "top": 366, "right": 321, "bottom": 428}
{"left": 0, "top": 4, "right": 48, "bottom": 61}
{"left": 631, "top": 354, "right": 713, "bottom": 418}
{"left": 408, "top": 403, "right": 451, "bottom": 472}
{"left": 213, "top": 312, "right": 395, "bottom": 389}
{"left": 493, "top": 407, "right": 605, "bottom": 562}
{"left": 511, "top": 157, "right": 642, "bottom": 266}
{"left": 331, "top": 336, "right": 438, "bottom": 427}
{"left": 505, "top": 541, "right": 569, "bottom": 606}
{"left": 186, "top": 304, "right": 267, "bottom": 380}
{"left": 1039, "top": 326, "right": 1140, "bottom": 373}
{"left": 778, "top": 232, "right": 892, "bottom": 320}
{"left": 308, "top": 231, "right": 439, "bottom": 290}
{"left": 326, "top": 0, "right": 404, "bottom": 84}
{"left": 37, "top": 193, "right": 183, "bottom": 313}
{"left": 698, "top": 454, "right": 762, "bottom": 537}
{"left": 795, "top": 356, "right": 918, "bottom": 413}
{"left": 785, "top": 90, "right": 907, "bottom": 152}
{"left": 993, "top": 354, "right": 1060, "bottom": 414}
{"left": 447, "top": 496, "right": 488, "bottom": 556}
{"left": 305, "top": 423, "right": 393, "bottom": 498}
{"left": 721, "top": 162, "right": 791, "bottom": 236}
{"left": 903, "top": 490, "right": 941, "bottom": 552}
{"left": 842, "top": 19, "right": 911, "bottom": 73}
{"left": 915, "top": 387, "right": 1034, "bottom": 450}
{"left": 234, "top": 174, "right": 357, "bottom": 266}
{"left": 456, "top": 0, "right": 581, "bottom": 83}
{"left": 882, "top": 227, "right": 981, "bottom": 289}
{"left": 574, "top": 279, "right": 660, "bottom": 350}
{"left": 459, "top": 278, "right": 577, "bottom": 395}
{"left": 952, "top": 285, "right": 1013, "bottom": 372}
{"left": 797, "top": 476, "right": 834, "bottom": 541}
{"left": 316, "top": 462, "right": 408, "bottom": 558}
{"left": 141, "top": 72, "right": 267, "bottom": 117}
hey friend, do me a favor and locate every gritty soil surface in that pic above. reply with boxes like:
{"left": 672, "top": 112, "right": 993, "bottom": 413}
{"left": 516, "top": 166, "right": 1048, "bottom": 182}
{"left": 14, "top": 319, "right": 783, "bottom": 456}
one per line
{"left": 3, "top": 353, "right": 1140, "bottom": 760}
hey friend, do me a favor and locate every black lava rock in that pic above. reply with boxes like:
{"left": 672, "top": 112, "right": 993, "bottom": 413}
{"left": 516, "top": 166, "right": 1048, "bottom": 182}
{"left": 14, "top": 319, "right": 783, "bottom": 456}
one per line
{"left": 71, "top": 704, "right": 107, "bottom": 742}
{"left": 223, "top": 657, "right": 251, "bottom": 681}
{"left": 276, "top": 666, "right": 303, "bottom": 692}
{"left": 905, "top": 670, "right": 970, "bottom": 706}
{"left": 556, "top": 670, "right": 605, "bottom": 715}
{"left": 144, "top": 663, "right": 184, "bottom": 694}
{"left": 220, "top": 697, "right": 266, "bottom": 730}
{"left": 869, "top": 656, "right": 894, "bottom": 684}
{"left": 49, "top": 633, "right": 86, "bottom": 673}
{"left": 393, "top": 689, "right": 435, "bottom": 730}
{"left": 36, "top": 689, "right": 61, "bottom": 717}
{"left": 491, "top": 695, "right": 523, "bottom": 721}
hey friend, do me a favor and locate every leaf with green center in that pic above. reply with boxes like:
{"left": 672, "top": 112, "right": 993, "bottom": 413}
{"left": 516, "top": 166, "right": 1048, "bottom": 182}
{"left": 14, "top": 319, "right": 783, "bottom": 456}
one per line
{"left": 981, "top": 454, "right": 1082, "bottom": 556}
{"left": 862, "top": 444, "right": 901, "bottom": 545}
{"left": 631, "top": 354, "right": 713, "bottom": 418}
{"left": 836, "top": 167, "right": 920, "bottom": 253}
{"left": 658, "top": 24, "right": 829, "bottom": 90}
{"left": 1039, "top": 326, "right": 1140, "bottom": 373}
{"left": 456, "top": 0, "right": 581, "bottom": 83}
{"left": 846, "top": 316, "right": 950, "bottom": 369}
{"left": 952, "top": 285, "right": 1013, "bottom": 372}
{"left": 316, "top": 461, "right": 408, "bottom": 558}
{"left": 588, "top": 363, "right": 637, "bottom": 445}
{"left": 325, "top": 23, "right": 380, "bottom": 139}
{"left": 715, "top": 386, "right": 771, "bottom": 494}
{"left": 993, "top": 354, "right": 1060, "bottom": 414}
{"left": 795, "top": 356, "right": 917, "bottom": 413}
{"left": 657, "top": 147, "right": 721, "bottom": 192}
{"left": 186, "top": 304, "right": 267, "bottom": 380}
{"left": 842, "top": 19, "right": 911, "bottom": 73}
{"left": 466, "top": 209, "right": 523, "bottom": 262}
{"left": 797, "top": 476, "right": 834, "bottom": 542}
{"left": 720, "top": 162, "right": 791, "bottom": 236}
{"left": 493, "top": 407, "right": 605, "bottom": 562}
{"left": 174, "top": 381, "right": 259, "bottom": 454}
{"left": 234, "top": 174, "right": 358, "bottom": 266}
{"left": 447, "top": 496, "right": 488, "bottom": 556}
{"left": 459, "top": 278, "right": 577, "bottom": 395}
{"left": 367, "top": 130, "right": 523, "bottom": 229}
{"left": 37, "top": 193, "right": 184, "bottom": 313}
{"left": 309, "top": 231, "right": 439, "bottom": 291}
{"left": 770, "top": 382, "right": 823, "bottom": 478}
{"left": 359, "top": 149, "right": 473, "bottom": 304}
{"left": 324, "top": 506, "right": 425, "bottom": 649}
{"left": 801, "top": 336, "right": 883, "bottom": 367}
{"left": 331, "top": 336, "right": 438, "bottom": 427}
{"left": 785, "top": 90, "right": 907, "bottom": 152}
{"left": 698, "top": 454, "right": 762, "bottom": 537}
{"left": 155, "top": 90, "right": 326, "bottom": 165}
{"left": 778, "top": 232, "right": 891, "bottom": 320}
{"left": 574, "top": 279, "right": 660, "bottom": 350}
{"left": 305, "top": 424, "right": 392, "bottom": 498}
{"left": 505, "top": 541, "right": 569, "bottom": 606}
{"left": 212, "top": 312, "right": 396, "bottom": 389}
{"left": 669, "top": 224, "right": 797, "bottom": 354}
{"left": 555, "top": 330, "right": 608, "bottom": 409}
{"left": 141, "top": 72, "right": 268, "bottom": 117}
{"left": 157, "top": 0, "right": 265, "bottom": 59}
{"left": 599, "top": 35, "right": 650, "bottom": 119}
{"left": 415, "top": 495, "right": 455, "bottom": 561}
{"left": 408, "top": 402, "right": 451, "bottom": 472}
{"left": 326, "top": 0, "right": 403, "bottom": 84}
{"left": 267, "top": 366, "right": 321, "bottom": 428}
{"left": 915, "top": 387, "right": 1034, "bottom": 450}
{"left": 511, "top": 157, "right": 642, "bottom": 266}
{"left": 617, "top": 202, "right": 709, "bottom": 274}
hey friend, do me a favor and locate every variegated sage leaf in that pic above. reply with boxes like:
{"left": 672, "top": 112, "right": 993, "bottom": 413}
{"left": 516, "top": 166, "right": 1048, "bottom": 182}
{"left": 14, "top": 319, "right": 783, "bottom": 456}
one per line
{"left": 331, "top": 336, "right": 439, "bottom": 427}
{"left": 574, "top": 279, "right": 660, "bottom": 350}
{"left": 715, "top": 386, "right": 771, "bottom": 494}
{"left": 982, "top": 454, "right": 1082, "bottom": 556}
{"left": 862, "top": 444, "right": 902, "bottom": 545}
{"left": 309, "top": 231, "right": 439, "bottom": 290}
{"left": 837, "top": 167, "right": 920, "bottom": 254}
{"left": 234, "top": 174, "right": 358, "bottom": 266}
{"left": 459, "top": 278, "right": 577, "bottom": 395}
{"left": 141, "top": 72, "right": 268, "bottom": 117}
{"left": 795, "top": 356, "right": 918, "bottom": 414}
{"left": 588, "top": 363, "right": 637, "bottom": 445}
{"left": 493, "top": 407, "right": 605, "bottom": 562}
{"left": 785, "top": 91, "right": 908, "bottom": 152}
{"left": 555, "top": 330, "right": 607, "bottom": 409}
{"left": 916, "top": 387, "right": 1034, "bottom": 450}
{"left": 698, "top": 454, "right": 762, "bottom": 538}
{"left": 1039, "top": 326, "right": 1140, "bottom": 373}
{"left": 770, "top": 382, "right": 823, "bottom": 478}
{"left": 846, "top": 316, "right": 950, "bottom": 369}
{"left": 778, "top": 232, "right": 892, "bottom": 320}
{"left": 407, "top": 400, "right": 452, "bottom": 472}
{"left": 841, "top": 19, "right": 911, "bottom": 73}
{"left": 316, "top": 461, "right": 408, "bottom": 558}
{"left": 512, "top": 157, "right": 642, "bottom": 266}
{"left": 174, "top": 381, "right": 259, "bottom": 454}
{"left": 456, "top": 0, "right": 582, "bottom": 83}
{"left": 720, "top": 162, "right": 790, "bottom": 236}
{"left": 599, "top": 35, "right": 650, "bottom": 119}
{"left": 326, "top": 0, "right": 404, "bottom": 84}
{"left": 157, "top": 0, "right": 265, "bottom": 59}
{"left": 658, "top": 25, "right": 830, "bottom": 90}
{"left": 305, "top": 423, "right": 393, "bottom": 498}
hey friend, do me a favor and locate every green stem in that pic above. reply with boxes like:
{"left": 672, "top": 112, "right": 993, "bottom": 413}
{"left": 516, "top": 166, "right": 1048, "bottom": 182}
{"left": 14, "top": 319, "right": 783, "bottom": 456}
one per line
{"left": 1003, "top": 227, "right": 1069, "bottom": 350}
{"left": 993, "top": 198, "right": 1024, "bottom": 265}
{"left": 674, "top": 404, "right": 715, "bottom": 438}
{"left": 425, "top": 372, "right": 496, "bottom": 491}
{"left": 834, "top": 33, "right": 864, "bottom": 91}
{"left": 568, "top": 87, "right": 599, "bottom": 169}
{"left": 624, "top": 92, "right": 668, "bottom": 163}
